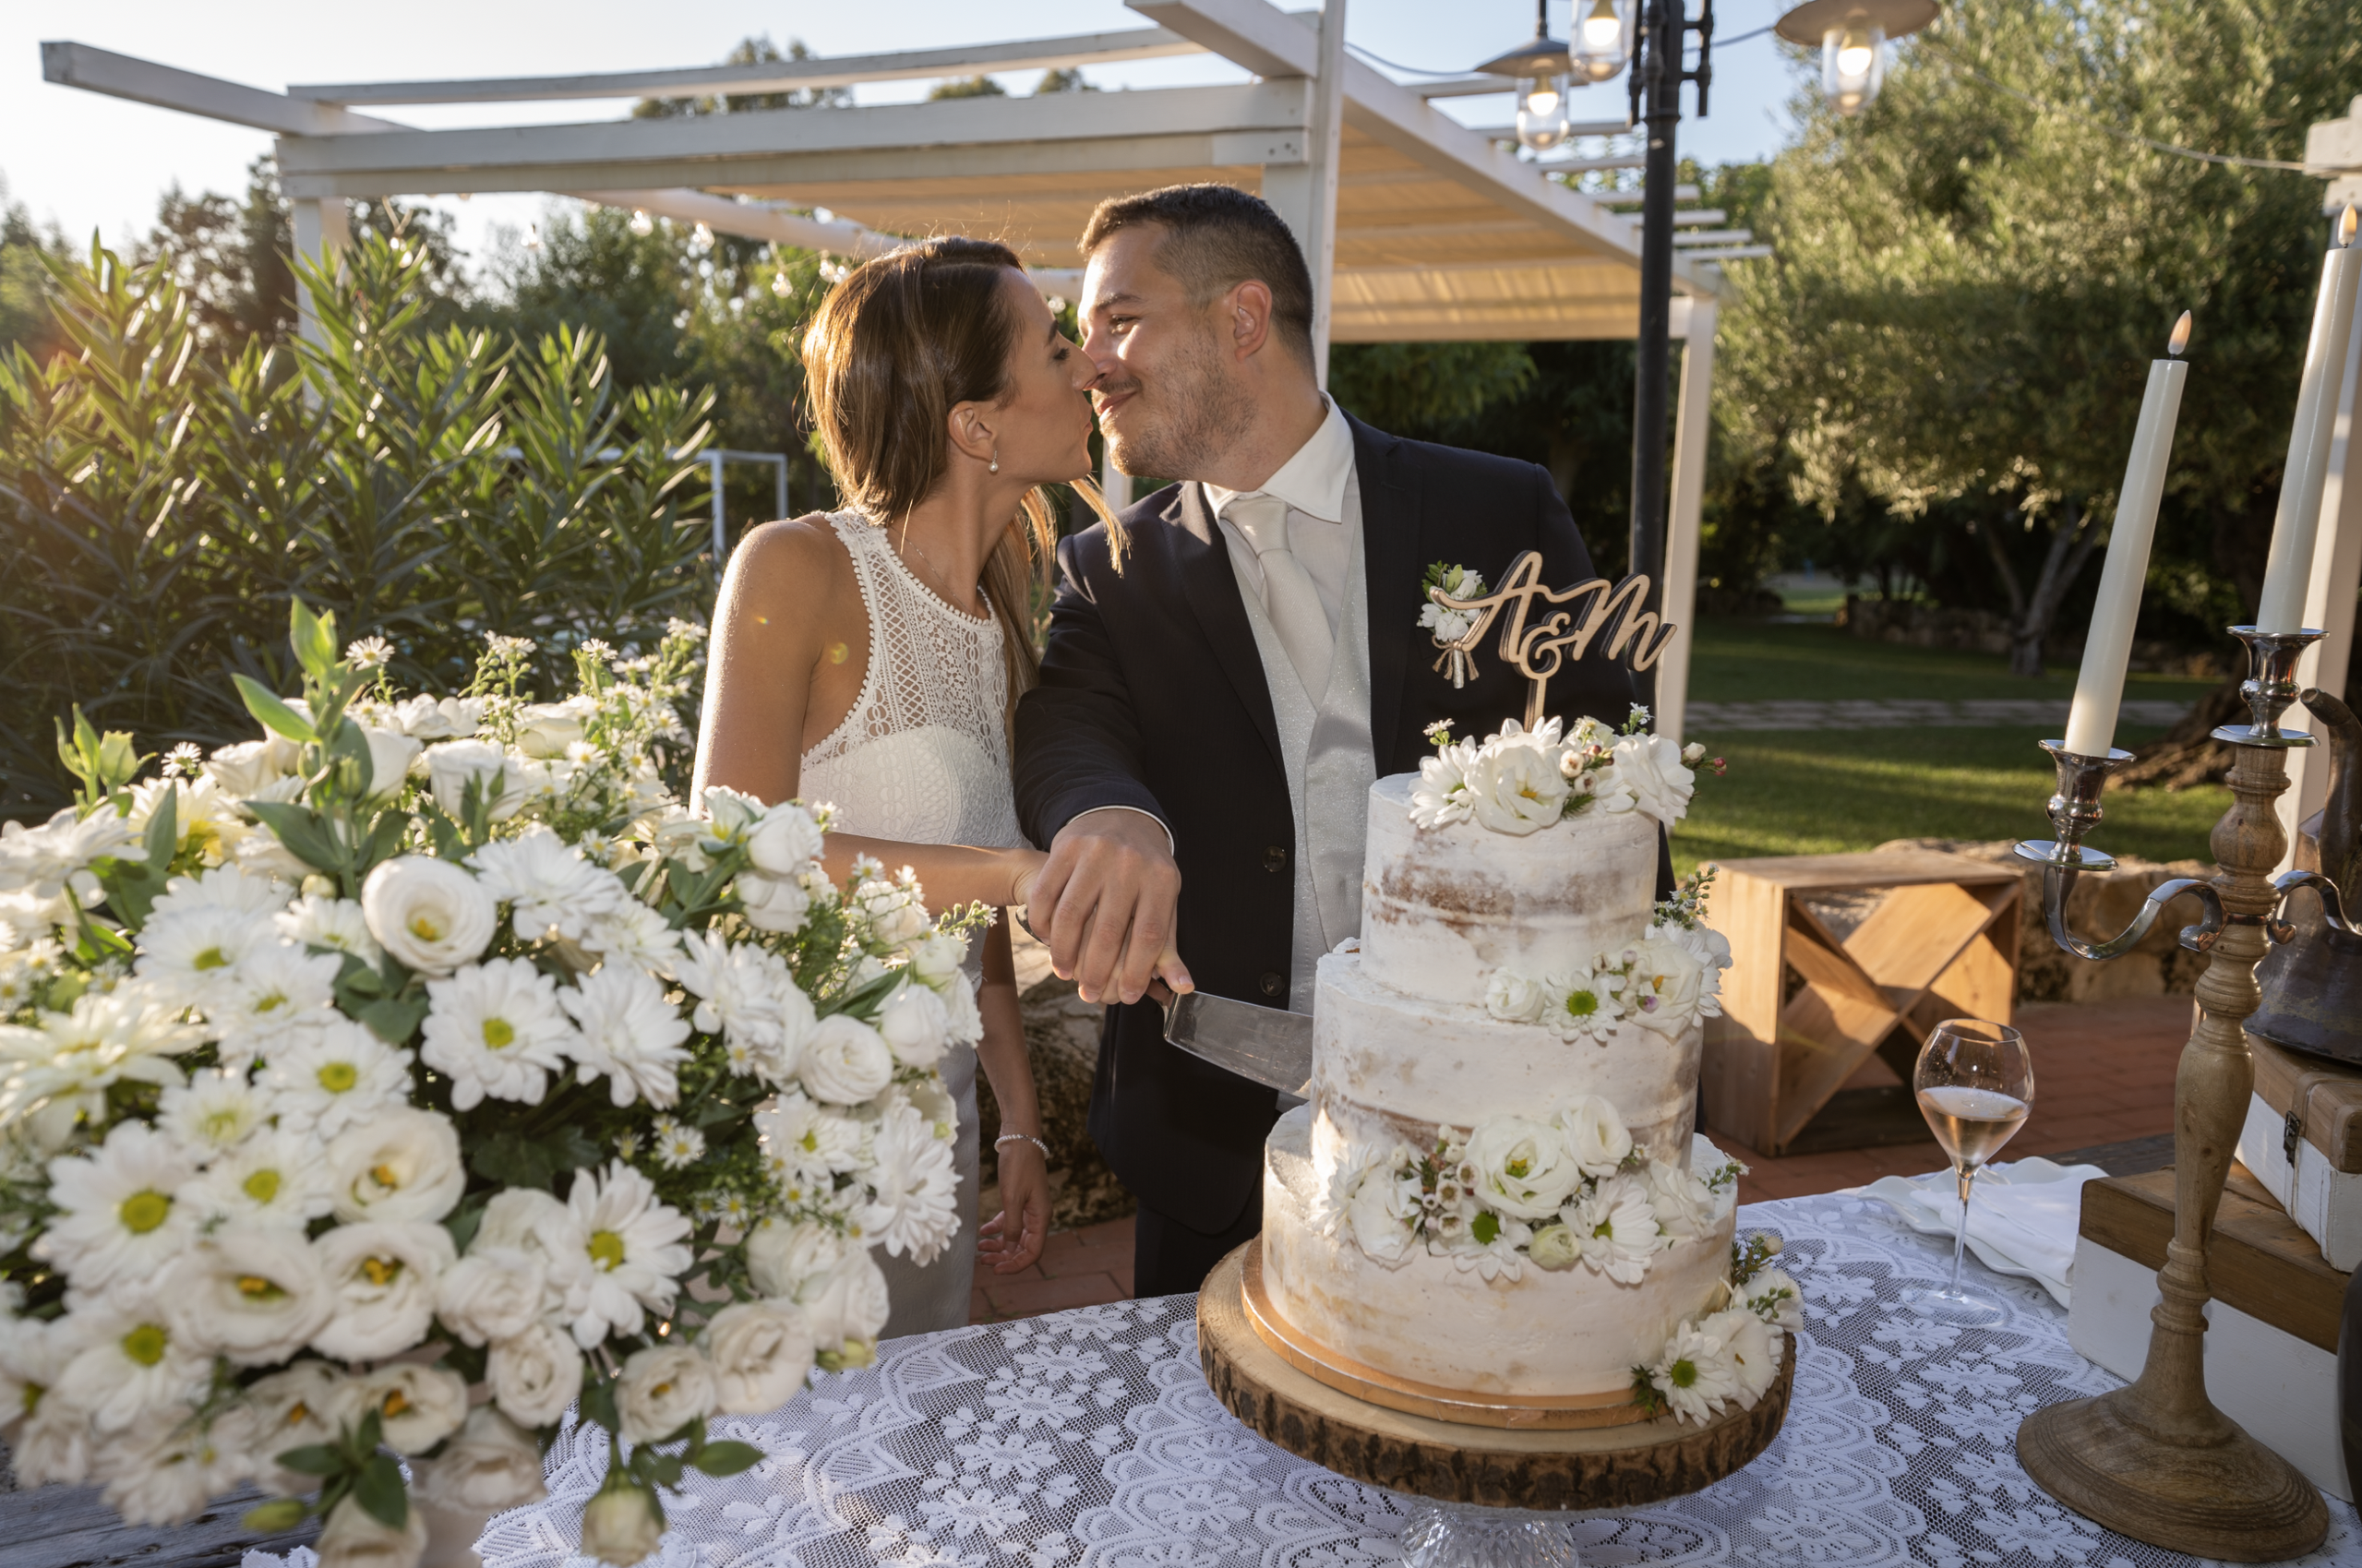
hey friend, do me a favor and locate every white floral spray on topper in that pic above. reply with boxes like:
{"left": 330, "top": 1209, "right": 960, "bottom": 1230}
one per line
{"left": 1420, "top": 549, "right": 1678, "bottom": 726}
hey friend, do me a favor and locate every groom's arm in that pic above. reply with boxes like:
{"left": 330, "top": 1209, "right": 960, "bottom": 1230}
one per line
{"left": 1014, "top": 534, "right": 1193, "bottom": 1007}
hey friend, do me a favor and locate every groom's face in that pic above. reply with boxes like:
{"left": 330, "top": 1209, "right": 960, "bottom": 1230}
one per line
{"left": 1080, "top": 225, "right": 1252, "bottom": 481}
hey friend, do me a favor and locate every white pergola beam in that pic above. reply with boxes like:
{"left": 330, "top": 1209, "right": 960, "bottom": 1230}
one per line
{"left": 288, "top": 27, "right": 1208, "bottom": 105}
{"left": 570, "top": 189, "right": 903, "bottom": 258}
{"left": 42, "top": 41, "right": 402, "bottom": 135}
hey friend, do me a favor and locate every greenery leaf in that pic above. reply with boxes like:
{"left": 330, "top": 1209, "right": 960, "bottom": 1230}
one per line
{"left": 354, "top": 1454, "right": 408, "bottom": 1530}
{"left": 273, "top": 1443, "right": 342, "bottom": 1477}
{"left": 468, "top": 1126, "right": 601, "bottom": 1191}
{"left": 234, "top": 675, "right": 318, "bottom": 745}
{"left": 580, "top": 1377, "right": 620, "bottom": 1435}
{"left": 691, "top": 1442, "right": 763, "bottom": 1478}
{"left": 351, "top": 992, "right": 428, "bottom": 1045}
{"left": 244, "top": 800, "right": 345, "bottom": 874}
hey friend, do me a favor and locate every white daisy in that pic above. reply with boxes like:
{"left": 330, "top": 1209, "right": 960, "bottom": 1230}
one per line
{"left": 1649, "top": 1319, "right": 1743, "bottom": 1424}
{"left": 1569, "top": 1172, "right": 1665, "bottom": 1285}
{"left": 579, "top": 897, "right": 684, "bottom": 973}
{"left": 0, "top": 988, "right": 195, "bottom": 1132}
{"left": 649, "top": 1115, "right": 706, "bottom": 1169}
{"left": 178, "top": 1129, "right": 332, "bottom": 1230}
{"left": 147, "top": 865, "right": 292, "bottom": 925}
{"left": 30, "top": 1122, "right": 199, "bottom": 1293}
{"left": 855, "top": 1103, "right": 959, "bottom": 1265}
{"left": 156, "top": 1068, "right": 270, "bottom": 1158}
{"left": 561, "top": 964, "right": 690, "bottom": 1108}
{"left": 756, "top": 1089, "right": 867, "bottom": 1183}
{"left": 1541, "top": 964, "right": 1625, "bottom": 1044}
{"left": 565, "top": 1160, "right": 692, "bottom": 1347}
{"left": 54, "top": 1288, "right": 209, "bottom": 1432}
{"left": 259, "top": 1017, "right": 414, "bottom": 1142}
{"left": 0, "top": 938, "right": 64, "bottom": 1014}
{"left": 135, "top": 908, "right": 274, "bottom": 1007}
{"left": 274, "top": 895, "right": 383, "bottom": 967}
{"left": 466, "top": 828, "right": 623, "bottom": 942}
{"left": 420, "top": 958, "right": 577, "bottom": 1110}
{"left": 210, "top": 941, "right": 343, "bottom": 1063}
{"left": 673, "top": 931, "right": 812, "bottom": 1085}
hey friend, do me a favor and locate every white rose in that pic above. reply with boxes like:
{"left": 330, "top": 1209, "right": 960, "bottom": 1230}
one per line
{"left": 1463, "top": 1117, "right": 1587, "bottom": 1220}
{"left": 487, "top": 1319, "right": 584, "bottom": 1429}
{"left": 435, "top": 1246, "right": 546, "bottom": 1347}
{"left": 513, "top": 701, "right": 587, "bottom": 760}
{"left": 797, "top": 1013, "right": 894, "bottom": 1105}
{"left": 424, "top": 739, "right": 530, "bottom": 823}
{"left": 746, "top": 1218, "right": 845, "bottom": 1300}
{"left": 1484, "top": 967, "right": 1550, "bottom": 1025}
{"left": 358, "top": 727, "right": 423, "bottom": 799}
{"left": 941, "top": 972, "right": 983, "bottom": 1047}
{"left": 324, "top": 1107, "right": 466, "bottom": 1223}
{"left": 311, "top": 1221, "right": 455, "bottom": 1362}
{"left": 205, "top": 738, "right": 294, "bottom": 800}
{"left": 797, "top": 1243, "right": 891, "bottom": 1354}
{"left": 1661, "top": 920, "right": 1733, "bottom": 1018}
{"left": 1701, "top": 1306, "right": 1780, "bottom": 1405}
{"left": 616, "top": 1344, "right": 715, "bottom": 1443}
{"left": 1626, "top": 933, "right": 1707, "bottom": 1036}
{"left": 353, "top": 1362, "right": 468, "bottom": 1454}
{"left": 1603, "top": 734, "right": 1697, "bottom": 828}
{"left": 362, "top": 856, "right": 497, "bottom": 976}
{"left": 414, "top": 1406, "right": 548, "bottom": 1513}
{"left": 745, "top": 803, "right": 824, "bottom": 877}
{"left": 909, "top": 932, "right": 967, "bottom": 988}
{"left": 162, "top": 1226, "right": 332, "bottom": 1366}
{"left": 873, "top": 981, "right": 950, "bottom": 1070}
{"left": 317, "top": 1493, "right": 429, "bottom": 1568}
{"left": 1557, "top": 1095, "right": 1634, "bottom": 1179}
{"left": 1347, "top": 1165, "right": 1415, "bottom": 1263}
{"left": 1464, "top": 743, "right": 1569, "bottom": 836}
{"left": 581, "top": 1479, "right": 665, "bottom": 1568}
{"left": 736, "top": 870, "right": 811, "bottom": 934}
{"left": 703, "top": 1299, "right": 816, "bottom": 1415}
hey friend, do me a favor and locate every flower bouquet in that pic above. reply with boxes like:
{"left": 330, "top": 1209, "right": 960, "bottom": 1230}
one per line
{"left": 0, "top": 604, "right": 978, "bottom": 1568}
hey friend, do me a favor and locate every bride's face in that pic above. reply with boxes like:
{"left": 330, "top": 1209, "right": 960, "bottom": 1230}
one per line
{"left": 983, "top": 271, "right": 1097, "bottom": 485}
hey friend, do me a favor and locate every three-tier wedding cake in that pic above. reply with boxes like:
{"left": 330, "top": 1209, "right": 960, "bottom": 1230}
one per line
{"left": 1254, "top": 712, "right": 1799, "bottom": 1423}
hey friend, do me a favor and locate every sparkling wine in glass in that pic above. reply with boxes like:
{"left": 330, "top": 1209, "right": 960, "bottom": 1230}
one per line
{"left": 1902, "top": 1017, "right": 2033, "bottom": 1326}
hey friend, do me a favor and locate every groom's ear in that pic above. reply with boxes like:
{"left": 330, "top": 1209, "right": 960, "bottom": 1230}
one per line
{"left": 1223, "top": 280, "right": 1277, "bottom": 363}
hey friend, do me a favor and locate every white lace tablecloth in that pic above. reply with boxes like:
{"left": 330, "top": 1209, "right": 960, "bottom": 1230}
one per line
{"left": 269, "top": 1192, "right": 2362, "bottom": 1568}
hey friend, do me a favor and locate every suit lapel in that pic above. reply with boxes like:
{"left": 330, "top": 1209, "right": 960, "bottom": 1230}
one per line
{"left": 1352, "top": 414, "right": 1417, "bottom": 769}
{"left": 1172, "top": 482, "right": 1286, "bottom": 772}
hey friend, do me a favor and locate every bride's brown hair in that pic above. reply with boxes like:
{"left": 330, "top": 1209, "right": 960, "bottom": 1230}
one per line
{"left": 800, "top": 237, "right": 1126, "bottom": 730}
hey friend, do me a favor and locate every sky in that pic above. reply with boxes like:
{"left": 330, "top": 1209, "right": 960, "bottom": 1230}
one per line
{"left": 2, "top": 0, "right": 1816, "bottom": 277}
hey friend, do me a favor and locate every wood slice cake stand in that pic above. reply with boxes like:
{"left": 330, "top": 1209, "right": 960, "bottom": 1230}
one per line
{"left": 1198, "top": 1242, "right": 1793, "bottom": 1564}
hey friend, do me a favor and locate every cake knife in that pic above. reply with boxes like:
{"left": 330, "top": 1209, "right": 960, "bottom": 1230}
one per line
{"left": 1161, "top": 990, "right": 1313, "bottom": 1097}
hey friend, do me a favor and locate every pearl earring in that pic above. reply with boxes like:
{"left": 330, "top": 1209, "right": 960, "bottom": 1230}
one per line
{"left": 989, "top": 451, "right": 1000, "bottom": 473}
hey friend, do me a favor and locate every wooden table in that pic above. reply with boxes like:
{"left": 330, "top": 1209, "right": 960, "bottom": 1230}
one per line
{"left": 1700, "top": 850, "right": 2022, "bottom": 1155}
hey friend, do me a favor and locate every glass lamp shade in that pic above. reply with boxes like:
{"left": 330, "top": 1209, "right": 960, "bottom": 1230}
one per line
{"left": 1822, "top": 22, "right": 1885, "bottom": 114}
{"left": 1572, "top": 0, "right": 1636, "bottom": 83}
{"left": 1516, "top": 74, "right": 1575, "bottom": 150}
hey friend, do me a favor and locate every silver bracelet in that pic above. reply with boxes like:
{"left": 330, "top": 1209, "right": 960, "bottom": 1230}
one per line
{"left": 993, "top": 1132, "right": 1050, "bottom": 1160}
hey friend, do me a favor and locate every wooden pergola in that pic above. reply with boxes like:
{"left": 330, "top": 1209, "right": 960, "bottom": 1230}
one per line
{"left": 42, "top": 0, "right": 1763, "bottom": 742}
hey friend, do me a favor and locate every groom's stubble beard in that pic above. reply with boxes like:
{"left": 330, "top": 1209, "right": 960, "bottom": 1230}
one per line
{"left": 1101, "top": 316, "right": 1254, "bottom": 484}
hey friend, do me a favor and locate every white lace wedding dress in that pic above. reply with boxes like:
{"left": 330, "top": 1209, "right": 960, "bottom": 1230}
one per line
{"left": 801, "top": 511, "right": 1025, "bottom": 1337}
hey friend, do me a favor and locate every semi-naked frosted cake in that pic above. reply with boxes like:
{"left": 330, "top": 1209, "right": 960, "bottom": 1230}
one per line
{"left": 1256, "top": 714, "right": 1801, "bottom": 1423}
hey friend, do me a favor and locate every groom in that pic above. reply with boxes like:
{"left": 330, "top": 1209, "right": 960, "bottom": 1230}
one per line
{"left": 1013, "top": 183, "right": 1642, "bottom": 1298}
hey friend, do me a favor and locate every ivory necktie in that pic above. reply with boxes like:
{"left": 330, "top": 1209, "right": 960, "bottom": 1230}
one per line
{"left": 1227, "top": 492, "right": 1333, "bottom": 699}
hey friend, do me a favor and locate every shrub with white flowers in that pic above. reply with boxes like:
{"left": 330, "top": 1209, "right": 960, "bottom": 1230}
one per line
{"left": 0, "top": 604, "right": 979, "bottom": 1568}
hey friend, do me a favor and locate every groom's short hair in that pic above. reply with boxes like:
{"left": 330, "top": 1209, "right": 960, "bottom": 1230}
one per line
{"left": 1082, "top": 183, "right": 1316, "bottom": 370}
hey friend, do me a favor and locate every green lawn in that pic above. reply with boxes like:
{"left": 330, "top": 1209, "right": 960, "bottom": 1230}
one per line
{"left": 1670, "top": 620, "right": 2229, "bottom": 871}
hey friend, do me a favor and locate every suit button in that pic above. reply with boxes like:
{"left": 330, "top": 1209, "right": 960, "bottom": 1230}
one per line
{"left": 1265, "top": 844, "right": 1288, "bottom": 873}
{"left": 1259, "top": 972, "right": 1284, "bottom": 997}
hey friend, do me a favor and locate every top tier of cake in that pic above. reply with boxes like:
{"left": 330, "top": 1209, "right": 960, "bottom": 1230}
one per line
{"left": 1360, "top": 773, "right": 1659, "bottom": 1008}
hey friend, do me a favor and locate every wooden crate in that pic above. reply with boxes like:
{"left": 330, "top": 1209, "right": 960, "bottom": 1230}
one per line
{"left": 1700, "top": 850, "right": 2022, "bottom": 1155}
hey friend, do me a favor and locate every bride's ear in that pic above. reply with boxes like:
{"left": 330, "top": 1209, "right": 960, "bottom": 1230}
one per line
{"left": 946, "top": 401, "right": 999, "bottom": 469}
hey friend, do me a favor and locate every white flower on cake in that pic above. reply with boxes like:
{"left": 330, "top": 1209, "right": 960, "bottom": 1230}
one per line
{"left": 1464, "top": 740, "right": 1570, "bottom": 835}
{"left": 1647, "top": 1318, "right": 1745, "bottom": 1424}
{"left": 1407, "top": 739, "right": 1479, "bottom": 830}
{"left": 1647, "top": 1154, "right": 1718, "bottom": 1242}
{"left": 1600, "top": 733, "right": 1697, "bottom": 828}
{"left": 1702, "top": 1305, "right": 1781, "bottom": 1405}
{"left": 1570, "top": 1172, "right": 1666, "bottom": 1284}
{"left": 1478, "top": 870, "right": 1733, "bottom": 1050}
{"left": 1482, "top": 966, "right": 1551, "bottom": 1025}
{"left": 1542, "top": 965, "right": 1625, "bottom": 1043}
{"left": 1745, "top": 1267, "right": 1805, "bottom": 1332}
{"left": 1625, "top": 929, "right": 1708, "bottom": 1036}
{"left": 1557, "top": 1095, "right": 1635, "bottom": 1178}
{"left": 1464, "top": 1117, "right": 1587, "bottom": 1219}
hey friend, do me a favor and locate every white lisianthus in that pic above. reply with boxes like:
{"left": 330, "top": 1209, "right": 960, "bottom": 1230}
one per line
{"left": 857, "top": 1102, "right": 959, "bottom": 1263}
{"left": 1347, "top": 1161, "right": 1419, "bottom": 1264}
{"left": 1540, "top": 966, "right": 1624, "bottom": 1044}
{"left": 1527, "top": 1221, "right": 1581, "bottom": 1271}
{"left": 1659, "top": 919, "right": 1733, "bottom": 1019}
{"left": 1483, "top": 967, "right": 1551, "bottom": 1026}
{"left": 423, "top": 738, "right": 531, "bottom": 823}
{"left": 874, "top": 979, "right": 951, "bottom": 1070}
{"left": 941, "top": 973, "right": 983, "bottom": 1047}
{"left": 1557, "top": 1095, "right": 1634, "bottom": 1178}
{"left": 421, "top": 957, "right": 578, "bottom": 1109}
{"left": 1570, "top": 1172, "right": 1665, "bottom": 1285}
{"left": 91, "top": 1416, "right": 238, "bottom": 1528}
{"left": 909, "top": 932, "right": 968, "bottom": 989}
{"left": 567, "top": 1160, "right": 693, "bottom": 1347}
{"left": 180, "top": 1129, "right": 332, "bottom": 1230}
{"left": 385, "top": 693, "right": 485, "bottom": 741}
{"left": 316, "top": 1492, "right": 430, "bottom": 1568}
{"left": 734, "top": 869, "right": 811, "bottom": 934}
{"left": 1649, "top": 1318, "right": 1743, "bottom": 1424}
{"left": 745, "top": 1218, "right": 845, "bottom": 1300}
{"left": 1463, "top": 742, "right": 1569, "bottom": 835}
{"left": 474, "top": 1187, "right": 593, "bottom": 1321}
{"left": 562, "top": 964, "right": 691, "bottom": 1108}
{"left": 261, "top": 1017, "right": 414, "bottom": 1141}
{"left": 311, "top": 1220, "right": 456, "bottom": 1362}
{"left": 323, "top": 1107, "right": 465, "bottom": 1224}
{"left": 435, "top": 1246, "right": 547, "bottom": 1347}
{"left": 203, "top": 737, "right": 298, "bottom": 799}
{"left": 54, "top": 1290, "right": 208, "bottom": 1431}
{"left": 156, "top": 1067, "right": 269, "bottom": 1156}
{"left": 1647, "top": 1155, "right": 1717, "bottom": 1242}
{"left": 361, "top": 856, "right": 497, "bottom": 977}
{"left": 11, "top": 1397, "right": 93, "bottom": 1487}
{"left": 674, "top": 931, "right": 813, "bottom": 1085}
{"left": 1625, "top": 931, "right": 1708, "bottom": 1036}
{"left": 745, "top": 801, "right": 825, "bottom": 878}
{"left": 513, "top": 700, "right": 591, "bottom": 760}
{"left": 244, "top": 1360, "right": 353, "bottom": 1492}
{"left": 467, "top": 828, "right": 623, "bottom": 942}
{"left": 580, "top": 1478, "right": 665, "bottom": 1568}
{"left": 358, "top": 726, "right": 424, "bottom": 799}
{"left": 414, "top": 1406, "right": 548, "bottom": 1512}
{"left": 31, "top": 1121, "right": 198, "bottom": 1292}
{"left": 353, "top": 1362, "right": 468, "bottom": 1454}
{"left": 616, "top": 1344, "right": 715, "bottom": 1442}
{"left": 1463, "top": 1116, "right": 1586, "bottom": 1220}
{"left": 1745, "top": 1267, "right": 1805, "bottom": 1333}
{"left": 162, "top": 1226, "right": 332, "bottom": 1365}
{"left": 1603, "top": 734, "right": 1697, "bottom": 828}
{"left": 274, "top": 894, "right": 383, "bottom": 965}
{"left": 704, "top": 1299, "right": 817, "bottom": 1414}
{"left": 797, "top": 1243, "right": 891, "bottom": 1358}
{"left": 1700, "top": 1305, "right": 1780, "bottom": 1405}
{"left": 487, "top": 1318, "right": 585, "bottom": 1428}
{"left": 797, "top": 1013, "right": 894, "bottom": 1106}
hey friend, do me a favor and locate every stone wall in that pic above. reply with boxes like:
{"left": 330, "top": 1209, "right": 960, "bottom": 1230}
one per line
{"left": 973, "top": 930, "right": 1136, "bottom": 1233}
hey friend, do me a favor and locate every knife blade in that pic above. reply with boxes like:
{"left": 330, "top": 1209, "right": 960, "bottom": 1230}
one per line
{"left": 1162, "top": 990, "right": 1313, "bottom": 1096}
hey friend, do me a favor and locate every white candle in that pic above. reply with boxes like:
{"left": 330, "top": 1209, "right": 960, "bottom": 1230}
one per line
{"left": 2259, "top": 204, "right": 2362, "bottom": 633}
{"left": 2064, "top": 314, "right": 2192, "bottom": 757}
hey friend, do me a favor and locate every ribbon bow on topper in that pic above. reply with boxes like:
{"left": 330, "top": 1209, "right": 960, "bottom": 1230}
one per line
{"left": 1425, "top": 553, "right": 1679, "bottom": 728}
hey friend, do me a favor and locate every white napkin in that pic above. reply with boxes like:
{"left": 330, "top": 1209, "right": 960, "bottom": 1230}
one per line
{"left": 1856, "top": 1157, "right": 2108, "bottom": 1307}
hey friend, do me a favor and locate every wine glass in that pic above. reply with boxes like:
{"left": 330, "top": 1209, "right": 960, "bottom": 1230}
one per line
{"left": 1901, "top": 1017, "right": 2034, "bottom": 1326}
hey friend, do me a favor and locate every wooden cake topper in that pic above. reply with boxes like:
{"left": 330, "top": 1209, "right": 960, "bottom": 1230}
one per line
{"left": 1428, "top": 552, "right": 1679, "bottom": 727}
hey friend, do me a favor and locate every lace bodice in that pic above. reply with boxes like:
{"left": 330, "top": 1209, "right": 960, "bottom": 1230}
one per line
{"left": 801, "top": 513, "right": 1025, "bottom": 857}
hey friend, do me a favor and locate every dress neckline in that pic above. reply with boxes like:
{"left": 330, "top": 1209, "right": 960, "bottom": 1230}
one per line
{"left": 846, "top": 512, "right": 995, "bottom": 630}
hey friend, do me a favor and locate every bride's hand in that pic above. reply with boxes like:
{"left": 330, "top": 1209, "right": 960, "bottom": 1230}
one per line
{"left": 980, "top": 1136, "right": 1051, "bottom": 1275}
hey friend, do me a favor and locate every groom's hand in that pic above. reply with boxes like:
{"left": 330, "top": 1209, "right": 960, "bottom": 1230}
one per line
{"left": 1032, "top": 809, "right": 1193, "bottom": 1007}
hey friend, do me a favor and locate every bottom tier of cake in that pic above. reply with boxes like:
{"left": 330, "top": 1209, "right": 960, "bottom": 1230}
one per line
{"left": 1260, "top": 1105, "right": 1739, "bottom": 1400}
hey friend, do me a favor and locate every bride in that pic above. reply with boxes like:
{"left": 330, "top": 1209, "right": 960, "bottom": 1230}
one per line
{"left": 692, "top": 237, "right": 1114, "bottom": 1335}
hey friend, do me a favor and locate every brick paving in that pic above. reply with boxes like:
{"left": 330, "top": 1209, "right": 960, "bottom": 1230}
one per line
{"left": 966, "top": 995, "right": 2195, "bottom": 1323}
{"left": 1684, "top": 697, "right": 2189, "bottom": 731}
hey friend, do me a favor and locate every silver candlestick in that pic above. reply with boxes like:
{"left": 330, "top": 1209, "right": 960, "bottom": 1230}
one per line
{"left": 2010, "top": 741, "right": 2224, "bottom": 960}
